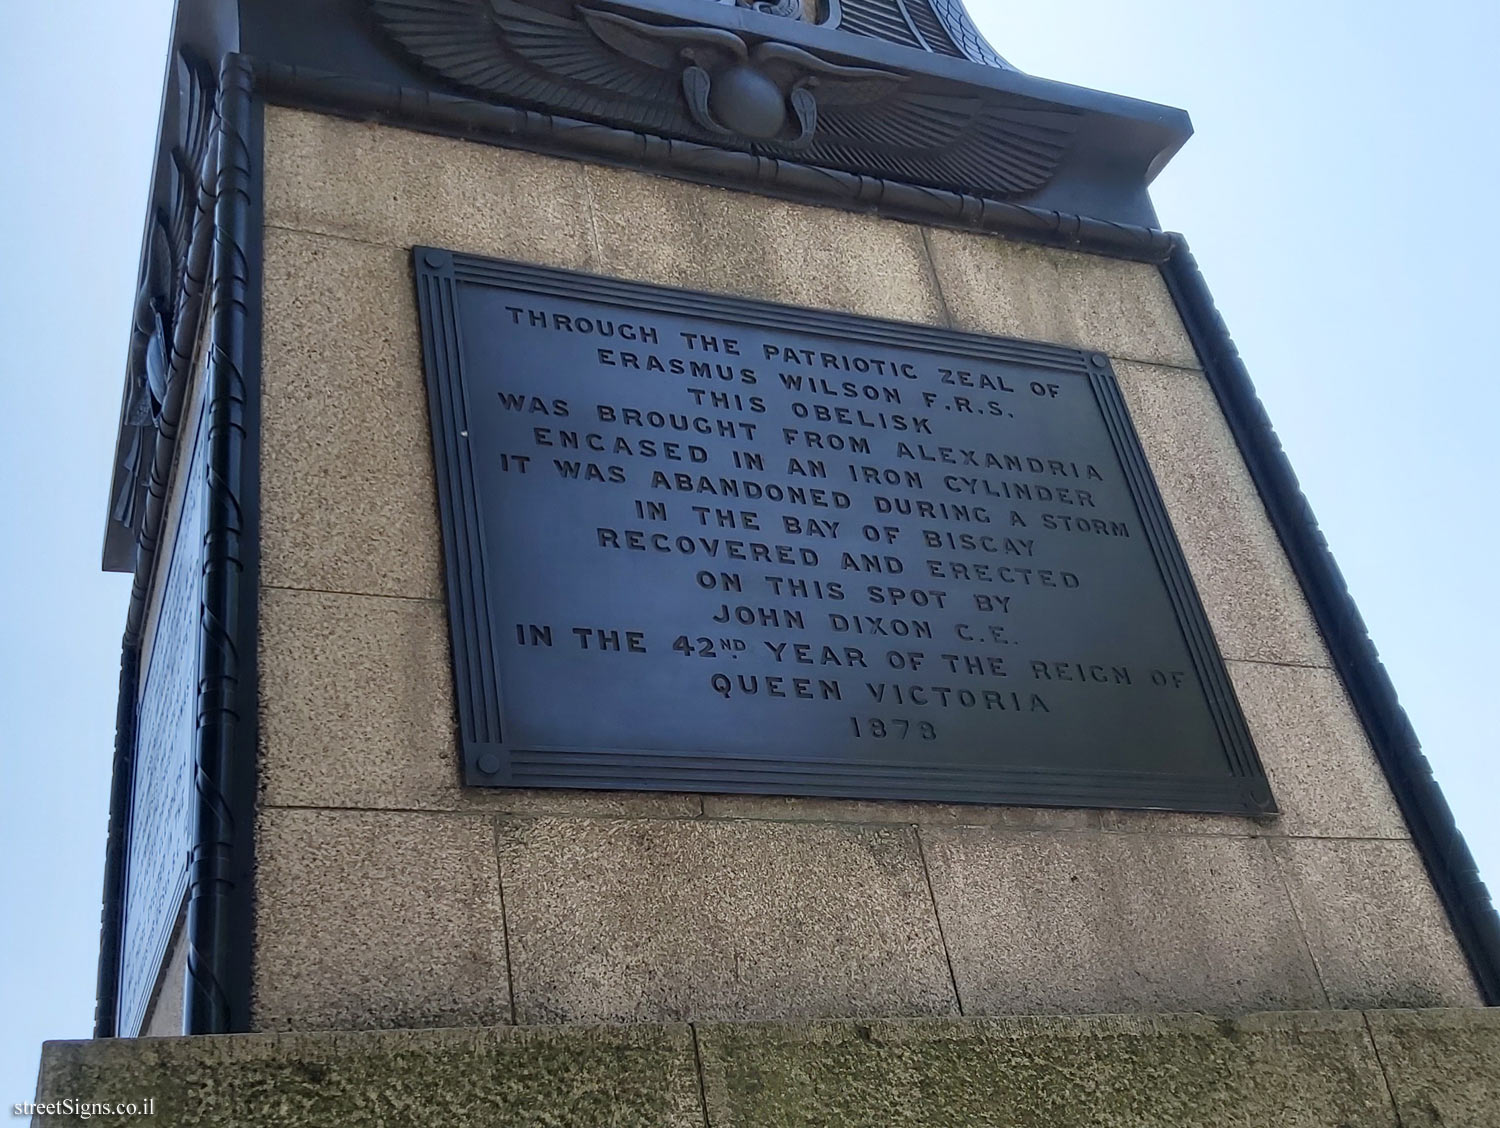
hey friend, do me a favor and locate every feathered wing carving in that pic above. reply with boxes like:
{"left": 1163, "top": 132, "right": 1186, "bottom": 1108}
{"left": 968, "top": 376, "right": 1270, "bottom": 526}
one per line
{"left": 369, "top": 0, "right": 505, "bottom": 93}
{"left": 748, "top": 38, "right": 1074, "bottom": 193}
{"left": 805, "top": 98, "right": 1077, "bottom": 195}
{"left": 371, "top": 0, "right": 688, "bottom": 129}
{"left": 577, "top": 9, "right": 746, "bottom": 70}
{"left": 753, "top": 41, "right": 905, "bottom": 103}
{"left": 367, "top": 0, "right": 1076, "bottom": 196}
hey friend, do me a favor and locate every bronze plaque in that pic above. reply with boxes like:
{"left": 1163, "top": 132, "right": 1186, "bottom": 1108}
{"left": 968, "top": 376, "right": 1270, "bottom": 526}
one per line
{"left": 119, "top": 401, "right": 206, "bottom": 1035}
{"left": 413, "top": 250, "right": 1272, "bottom": 813}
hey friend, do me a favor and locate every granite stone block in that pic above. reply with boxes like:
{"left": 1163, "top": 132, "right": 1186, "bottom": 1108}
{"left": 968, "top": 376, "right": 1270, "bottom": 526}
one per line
{"left": 497, "top": 816, "right": 958, "bottom": 1023}
{"left": 921, "top": 826, "right": 1326, "bottom": 1015}
{"left": 1270, "top": 838, "right": 1481, "bottom": 1009}
{"left": 35, "top": 1023, "right": 702, "bottom": 1128}
{"left": 1364, "top": 1008, "right": 1500, "bottom": 1127}
{"left": 258, "top": 586, "right": 459, "bottom": 811}
{"left": 1228, "top": 661, "right": 1407, "bottom": 838}
{"left": 260, "top": 229, "right": 443, "bottom": 601}
{"left": 923, "top": 226, "right": 1200, "bottom": 367}
{"left": 1114, "top": 360, "right": 1329, "bottom": 666}
{"left": 40, "top": 1008, "right": 1500, "bottom": 1128}
{"left": 140, "top": 919, "right": 187, "bottom": 1038}
{"left": 251, "top": 809, "right": 510, "bottom": 1031}
{"left": 585, "top": 163, "right": 946, "bottom": 323}
{"left": 698, "top": 1011, "right": 1396, "bottom": 1128}
{"left": 264, "top": 107, "right": 596, "bottom": 267}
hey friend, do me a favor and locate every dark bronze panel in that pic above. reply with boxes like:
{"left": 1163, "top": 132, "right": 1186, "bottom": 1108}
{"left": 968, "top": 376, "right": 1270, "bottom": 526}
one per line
{"left": 118, "top": 401, "right": 207, "bottom": 1036}
{"left": 414, "top": 249, "right": 1272, "bottom": 813}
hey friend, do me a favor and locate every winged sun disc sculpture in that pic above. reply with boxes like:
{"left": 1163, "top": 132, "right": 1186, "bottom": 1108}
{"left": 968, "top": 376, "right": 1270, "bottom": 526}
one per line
{"left": 581, "top": 9, "right": 902, "bottom": 145}
{"left": 368, "top": 0, "right": 1079, "bottom": 197}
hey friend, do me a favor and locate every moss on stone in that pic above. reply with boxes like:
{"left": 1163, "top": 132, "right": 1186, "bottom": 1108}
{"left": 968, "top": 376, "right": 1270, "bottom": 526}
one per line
{"left": 696, "top": 1012, "right": 1399, "bottom": 1128}
{"left": 1365, "top": 1008, "right": 1500, "bottom": 1127}
{"left": 33, "top": 1009, "right": 1500, "bottom": 1128}
{"left": 35, "top": 1024, "right": 702, "bottom": 1128}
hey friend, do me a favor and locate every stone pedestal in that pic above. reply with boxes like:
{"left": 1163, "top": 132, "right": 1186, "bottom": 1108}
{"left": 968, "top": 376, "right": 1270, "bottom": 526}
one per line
{"left": 72, "top": 0, "right": 1497, "bottom": 1121}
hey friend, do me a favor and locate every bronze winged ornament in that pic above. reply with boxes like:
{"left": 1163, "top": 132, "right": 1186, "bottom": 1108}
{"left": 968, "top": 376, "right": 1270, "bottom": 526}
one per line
{"left": 581, "top": 10, "right": 901, "bottom": 147}
{"left": 368, "top": 0, "right": 1079, "bottom": 196}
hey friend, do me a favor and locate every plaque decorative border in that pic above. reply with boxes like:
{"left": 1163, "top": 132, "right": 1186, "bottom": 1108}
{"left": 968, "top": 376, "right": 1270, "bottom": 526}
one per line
{"left": 415, "top": 248, "right": 1273, "bottom": 815}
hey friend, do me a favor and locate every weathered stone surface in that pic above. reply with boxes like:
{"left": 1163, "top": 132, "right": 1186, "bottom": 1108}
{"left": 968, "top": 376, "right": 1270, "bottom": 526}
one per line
{"left": 258, "top": 587, "right": 457, "bottom": 811}
{"left": 1364, "top": 1008, "right": 1500, "bottom": 1127}
{"left": 923, "top": 226, "right": 1199, "bottom": 367}
{"left": 1227, "top": 661, "right": 1408, "bottom": 838}
{"left": 585, "top": 163, "right": 946, "bottom": 323}
{"left": 260, "top": 229, "right": 443, "bottom": 601}
{"left": 38, "top": 1011, "right": 1500, "bottom": 1127}
{"left": 1270, "top": 838, "right": 1482, "bottom": 1009}
{"left": 497, "top": 816, "right": 958, "bottom": 1023}
{"left": 264, "top": 107, "right": 596, "bottom": 266}
{"left": 700, "top": 793, "right": 1101, "bottom": 831}
{"left": 1096, "top": 807, "right": 1273, "bottom": 837}
{"left": 921, "top": 826, "right": 1326, "bottom": 1015}
{"left": 35, "top": 1024, "right": 702, "bottom": 1127}
{"left": 1113, "top": 360, "right": 1330, "bottom": 666}
{"left": 140, "top": 919, "right": 187, "bottom": 1038}
{"left": 251, "top": 810, "right": 509, "bottom": 1031}
{"left": 698, "top": 1011, "right": 1397, "bottom": 1128}
{"left": 475, "top": 789, "right": 705, "bottom": 819}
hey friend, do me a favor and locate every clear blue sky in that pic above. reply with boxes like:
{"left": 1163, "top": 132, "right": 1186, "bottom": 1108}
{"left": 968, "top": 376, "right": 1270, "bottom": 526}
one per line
{"left": 2, "top": 0, "right": 1495, "bottom": 1103}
